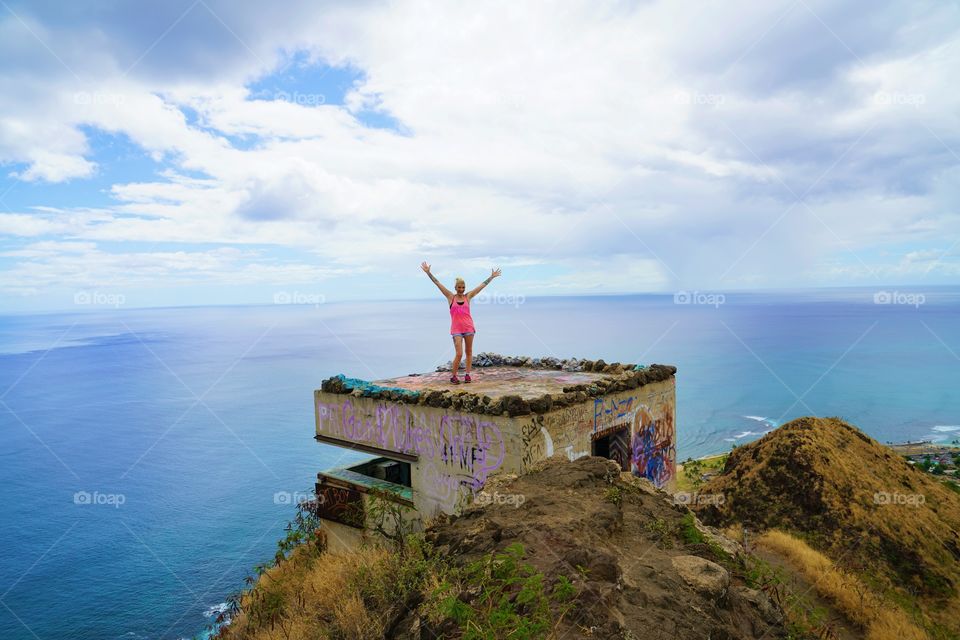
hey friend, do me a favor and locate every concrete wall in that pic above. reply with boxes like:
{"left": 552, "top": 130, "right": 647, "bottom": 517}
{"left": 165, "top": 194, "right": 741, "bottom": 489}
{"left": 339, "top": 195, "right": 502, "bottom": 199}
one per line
{"left": 314, "top": 375, "right": 676, "bottom": 525}
{"left": 517, "top": 378, "right": 676, "bottom": 489}
{"left": 315, "top": 392, "right": 525, "bottom": 518}
{"left": 321, "top": 518, "right": 369, "bottom": 554}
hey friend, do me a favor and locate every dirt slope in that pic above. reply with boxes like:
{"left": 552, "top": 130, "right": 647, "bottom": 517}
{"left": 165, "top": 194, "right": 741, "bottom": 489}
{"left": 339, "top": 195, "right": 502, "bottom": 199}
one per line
{"left": 405, "top": 456, "right": 788, "bottom": 639}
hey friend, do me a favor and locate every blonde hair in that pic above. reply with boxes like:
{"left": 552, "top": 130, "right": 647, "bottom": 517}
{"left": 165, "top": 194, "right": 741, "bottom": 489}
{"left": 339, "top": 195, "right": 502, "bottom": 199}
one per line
{"left": 455, "top": 277, "right": 465, "bottom": 288}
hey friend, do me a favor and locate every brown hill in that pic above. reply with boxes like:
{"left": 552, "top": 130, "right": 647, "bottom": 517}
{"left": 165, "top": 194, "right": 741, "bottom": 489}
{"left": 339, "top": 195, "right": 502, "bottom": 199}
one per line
{"left": 419, "top": 456, "right": 786, "bottom": 639}
{"left": 221, "top": 456, "right": 790, "bottom": 640}
{"left": 693, "top": 417, "right": 960, "bottom": 638}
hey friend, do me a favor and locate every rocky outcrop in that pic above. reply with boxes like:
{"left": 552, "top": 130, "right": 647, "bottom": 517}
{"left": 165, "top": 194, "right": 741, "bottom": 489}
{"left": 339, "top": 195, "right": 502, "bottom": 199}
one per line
{"left": 415, "top": 456, "right": 789, "bottom": 639}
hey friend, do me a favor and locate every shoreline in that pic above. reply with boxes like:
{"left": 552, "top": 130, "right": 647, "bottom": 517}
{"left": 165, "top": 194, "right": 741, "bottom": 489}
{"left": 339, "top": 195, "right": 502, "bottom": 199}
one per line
{"left": 685, "top": 438, "right": 960, "bottom": 465}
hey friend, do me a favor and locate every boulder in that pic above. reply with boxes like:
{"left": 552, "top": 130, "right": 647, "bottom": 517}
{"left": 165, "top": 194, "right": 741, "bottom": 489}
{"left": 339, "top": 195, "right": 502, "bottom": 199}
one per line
{"left": 671, "top": 555, "right": 729, "bottom": 599}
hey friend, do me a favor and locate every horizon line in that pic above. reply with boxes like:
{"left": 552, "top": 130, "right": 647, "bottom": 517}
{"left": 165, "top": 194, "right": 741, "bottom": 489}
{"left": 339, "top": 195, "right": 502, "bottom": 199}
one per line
{"left": 4, "top": 283, "right": 958, "bottom": 317}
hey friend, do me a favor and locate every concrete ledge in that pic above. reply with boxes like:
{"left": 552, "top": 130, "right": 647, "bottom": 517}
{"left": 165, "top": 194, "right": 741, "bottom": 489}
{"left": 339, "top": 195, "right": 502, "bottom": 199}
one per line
{"left": 319, "top": 354, "right": 677, "bottom": 417}
{"left": 314, "top": 433, "right": 418, "bottom": 462}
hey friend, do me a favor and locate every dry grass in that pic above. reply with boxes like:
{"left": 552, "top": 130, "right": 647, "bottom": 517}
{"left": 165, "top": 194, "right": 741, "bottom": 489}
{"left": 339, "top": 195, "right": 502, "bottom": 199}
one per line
{"left": 217, "top": 531, "right": 578, "bottom": 640}
{"left": 220, "top": 543, "right": 393, "bottom": 640}
{"left": 759, "top": 530, "right": 928, "bottom": 640}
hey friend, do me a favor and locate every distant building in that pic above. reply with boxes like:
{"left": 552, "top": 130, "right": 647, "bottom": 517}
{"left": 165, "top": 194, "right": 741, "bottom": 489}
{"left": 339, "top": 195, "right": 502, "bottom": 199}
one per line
{"left": 311, "top": 358, "right": 677, "bottom": 551}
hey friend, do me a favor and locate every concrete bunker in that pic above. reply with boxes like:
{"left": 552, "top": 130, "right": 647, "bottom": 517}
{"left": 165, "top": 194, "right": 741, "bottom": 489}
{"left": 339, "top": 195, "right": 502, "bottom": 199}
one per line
{"left": 311, "top": 354, "right": 677, "bottom": 551}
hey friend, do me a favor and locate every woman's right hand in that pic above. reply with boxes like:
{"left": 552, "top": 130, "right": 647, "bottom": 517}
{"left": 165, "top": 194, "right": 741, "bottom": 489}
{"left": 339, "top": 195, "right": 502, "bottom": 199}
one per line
{"left": 420, "top": 261, "right": 431, "bottom": 274}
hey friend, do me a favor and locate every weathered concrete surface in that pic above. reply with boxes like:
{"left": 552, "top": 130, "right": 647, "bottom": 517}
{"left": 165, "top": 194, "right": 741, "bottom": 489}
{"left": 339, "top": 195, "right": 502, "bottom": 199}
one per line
{"left": 376, "top": 367, "right": 614, "bottom": 400}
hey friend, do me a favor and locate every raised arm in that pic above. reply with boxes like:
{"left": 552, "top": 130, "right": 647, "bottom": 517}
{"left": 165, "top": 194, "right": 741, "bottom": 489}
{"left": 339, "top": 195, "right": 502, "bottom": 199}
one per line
{"left": 421, "top": 261, "right": 454, "bottom": 300}
{"left": 467, "top": 267, "right": 502, "bottom": 299}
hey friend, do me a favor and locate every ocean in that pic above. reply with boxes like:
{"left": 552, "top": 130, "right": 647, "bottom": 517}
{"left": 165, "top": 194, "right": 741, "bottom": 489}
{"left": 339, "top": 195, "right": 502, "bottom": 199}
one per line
{"left": 1, "top": 288, "right": 958, "bottom": 639}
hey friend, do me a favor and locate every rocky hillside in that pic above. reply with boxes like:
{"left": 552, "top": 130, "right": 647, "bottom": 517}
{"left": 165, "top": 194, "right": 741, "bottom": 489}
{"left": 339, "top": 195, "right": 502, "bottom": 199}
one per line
{"left": 220, "top": 456, "right": 789, "bottom": 640}
{"left": 417, "top": 456, "right": 784, "bottom": 639}
{"left": 693, "top": 417, "right": 960, "bottom": 638}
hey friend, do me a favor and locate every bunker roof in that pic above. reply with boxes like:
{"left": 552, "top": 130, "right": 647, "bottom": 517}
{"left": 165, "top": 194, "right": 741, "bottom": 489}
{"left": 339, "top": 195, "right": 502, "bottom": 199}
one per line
{"left": 378, "top": 367, "right": 615, "bottom": 400}
{"left": 318, "top": 353, "right": 676, "bottom": 417}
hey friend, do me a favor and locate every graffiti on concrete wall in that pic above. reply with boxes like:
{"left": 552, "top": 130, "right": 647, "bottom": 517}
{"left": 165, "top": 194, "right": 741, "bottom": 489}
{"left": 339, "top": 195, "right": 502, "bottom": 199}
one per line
{"left": 317, "top": 398, "right": 507, "bottom": 509}
{"left": 519, "top": 418, "right": 557, "bottom": 468}
{"left": 523, "top": 381, "right": 675, "bottom": 487}
{"left": 630, "top": 400, "right": 675, "bottom": 487}
{"left": 594, "top": 396, "right": 636, "bottom": 433}
{"left": 596, "top": 385, "right": 675, "bottom": 487}
{"left": 316, "top": 485, "right": 365, "bottom": 528}
{"left": 522, "top": 403, "right": 592, "bottom": 466}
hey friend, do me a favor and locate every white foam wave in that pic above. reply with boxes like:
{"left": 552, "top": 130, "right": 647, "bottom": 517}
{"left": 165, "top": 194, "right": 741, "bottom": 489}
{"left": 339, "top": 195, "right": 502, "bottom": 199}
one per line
{"left": 743, "top": 415, "right": 780, "bottom": 428}
{"left": 724, "top": 430, "right": 762, "bottom": 443}
{"left": 178, "top": 602, "right": 232, "bottom": 640}
{"left": 203, "top": 602, "right": 230, "bottom": 618}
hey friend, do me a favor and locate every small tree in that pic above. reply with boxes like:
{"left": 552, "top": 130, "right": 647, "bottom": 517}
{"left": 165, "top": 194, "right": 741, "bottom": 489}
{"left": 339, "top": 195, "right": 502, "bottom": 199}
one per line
{"left": 366, "top": 488, "right": 417, "bottom": 554}
{"left": 684, "top": 458, "right": 704, "bottom": 488}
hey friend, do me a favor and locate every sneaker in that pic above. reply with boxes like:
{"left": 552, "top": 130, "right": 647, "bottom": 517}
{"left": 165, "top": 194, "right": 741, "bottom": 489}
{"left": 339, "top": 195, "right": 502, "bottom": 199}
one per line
{"left": 450, "top": 375, "right": 460, "bottom": 384}
{"left": 464, "top": 374, "right": 472, "bottom": 383}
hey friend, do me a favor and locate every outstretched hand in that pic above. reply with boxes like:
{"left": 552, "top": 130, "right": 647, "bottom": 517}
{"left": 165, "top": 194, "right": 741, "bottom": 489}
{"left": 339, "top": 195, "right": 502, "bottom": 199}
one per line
{"left": 421, "top": 261, "right": 431, "bottom": 274}
{"left": 490, "top": 267, "right": 502, "bottom": 278}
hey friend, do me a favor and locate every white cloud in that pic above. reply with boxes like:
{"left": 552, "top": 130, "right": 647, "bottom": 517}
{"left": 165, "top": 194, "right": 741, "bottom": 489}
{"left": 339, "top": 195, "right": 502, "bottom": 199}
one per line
{"left": 0, "top": 0, "right": 959, "bottom": 307}
{"left": 0, "top": 242, "right": 344, "bottom": 296}
{"left": 10, "top": 150, "right": 97, "bottom": 182}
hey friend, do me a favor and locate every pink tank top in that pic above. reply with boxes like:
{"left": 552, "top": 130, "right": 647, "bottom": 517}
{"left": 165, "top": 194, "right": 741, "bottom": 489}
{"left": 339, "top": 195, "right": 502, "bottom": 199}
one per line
{"left": 449, "top": 296, "right": 476, "bottom": 334}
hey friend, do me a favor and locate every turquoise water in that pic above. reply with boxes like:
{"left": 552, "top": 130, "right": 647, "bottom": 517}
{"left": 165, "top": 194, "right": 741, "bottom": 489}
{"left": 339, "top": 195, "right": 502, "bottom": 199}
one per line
{"left": 1, "top": 289, "right": 958, "bottom": 638}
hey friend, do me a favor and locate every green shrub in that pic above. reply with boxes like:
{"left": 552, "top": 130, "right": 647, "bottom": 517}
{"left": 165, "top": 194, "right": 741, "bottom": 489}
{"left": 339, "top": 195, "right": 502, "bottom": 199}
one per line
{"left": 427, "top": 542, "right": 577, "bottom": 639}
{"left": 679, "top": 513, "right": 705, "bottom": 545}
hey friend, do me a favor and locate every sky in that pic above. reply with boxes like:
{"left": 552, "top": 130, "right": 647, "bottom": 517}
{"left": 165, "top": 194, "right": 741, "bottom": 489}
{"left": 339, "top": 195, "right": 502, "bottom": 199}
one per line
{"left": 0, "top": 0, "right": 958, "bottom": 311}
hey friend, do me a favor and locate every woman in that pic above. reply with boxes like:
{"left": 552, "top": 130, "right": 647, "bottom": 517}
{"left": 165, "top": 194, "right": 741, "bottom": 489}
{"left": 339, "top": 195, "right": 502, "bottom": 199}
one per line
{"left": 421, "top": 261, "right": 502, "bottom": 384}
